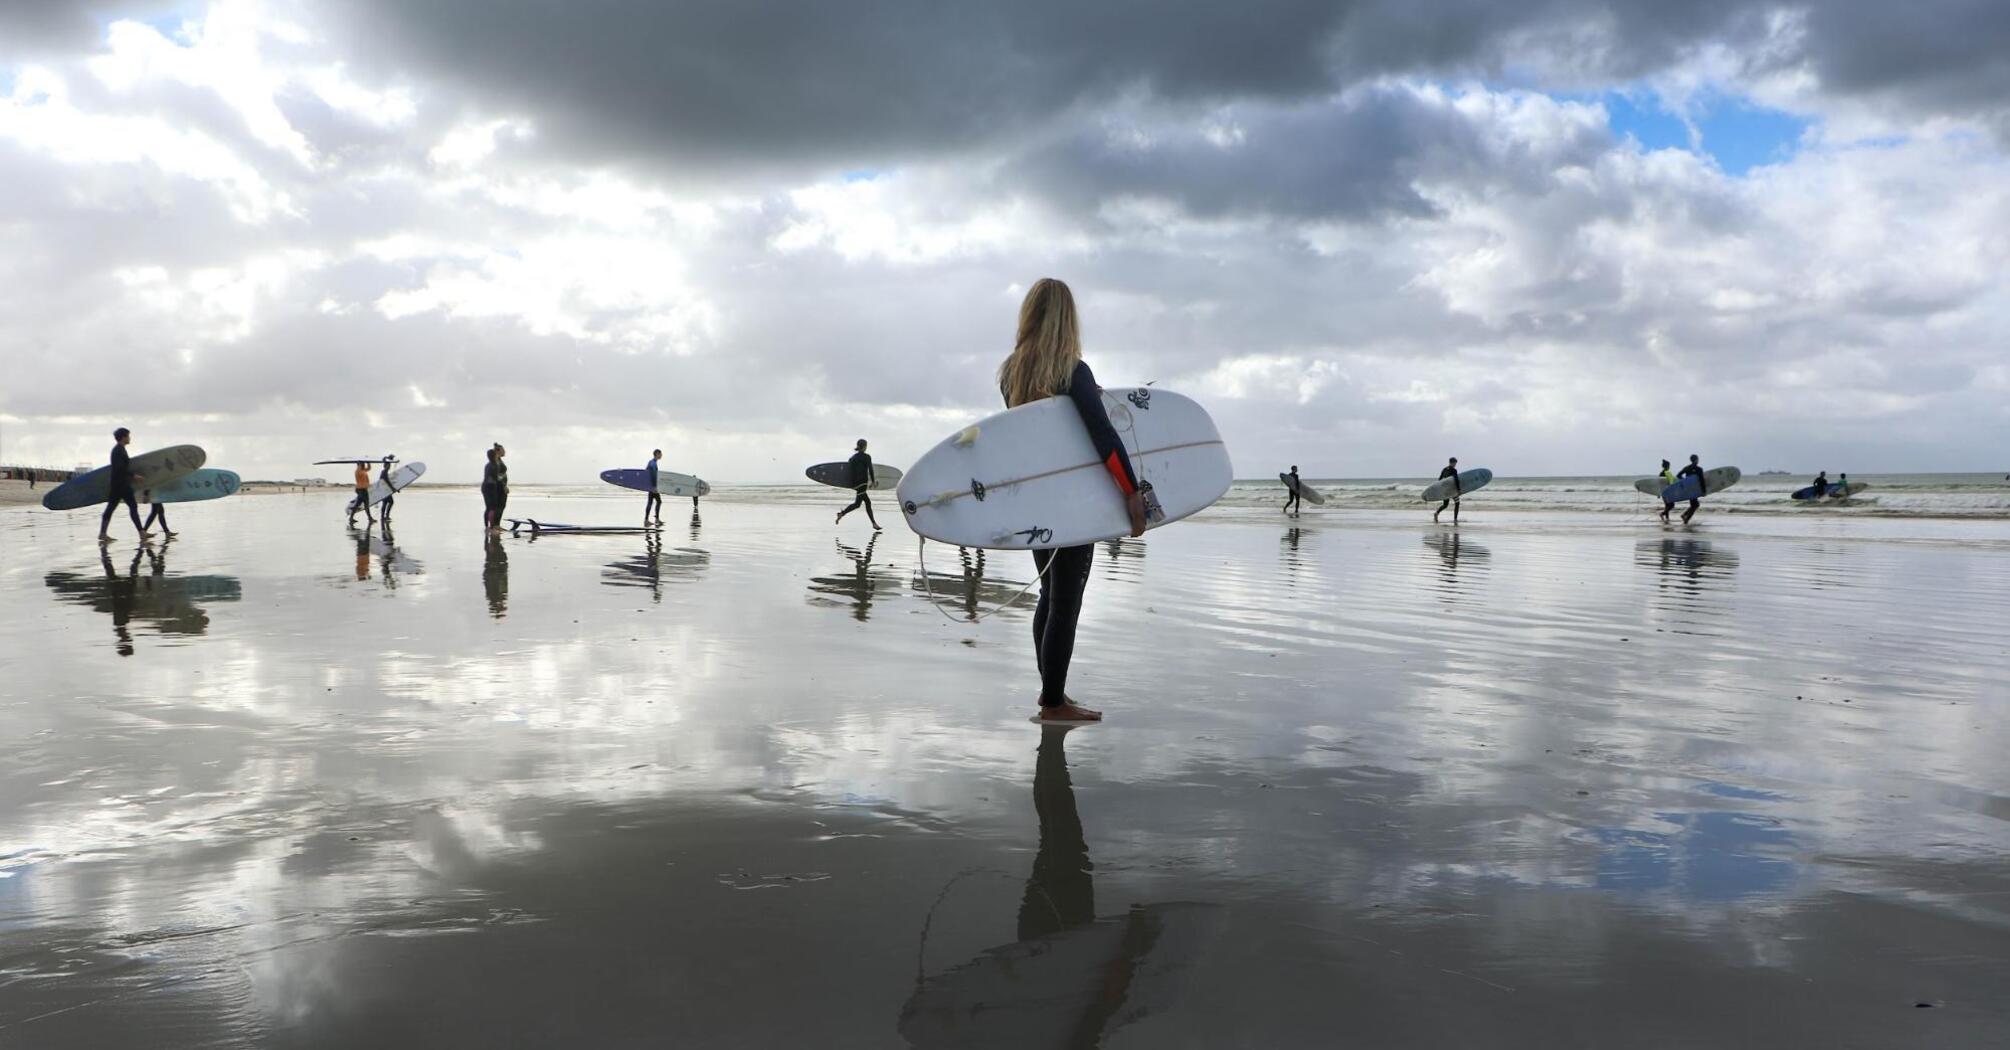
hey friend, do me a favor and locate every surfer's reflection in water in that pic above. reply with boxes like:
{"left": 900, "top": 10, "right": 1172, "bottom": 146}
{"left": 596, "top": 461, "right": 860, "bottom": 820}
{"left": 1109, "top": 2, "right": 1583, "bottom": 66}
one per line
{"left": 913, "top": 547, "right": 1034, "bottom": 622}
{"left": 690, "top": 508, "right": 702, "bottom": 541}
{"left": 1424, "top": 532, "right": 1490, "bottom": 606}
{"left": 605, "top": 538, "right": 710, "bottom": 601}
{"left": 483, "top": 535, "right": 509, "bottom": 618}
{"left": 807, "top": 534, "right": 897, "bottom": 622}
{"left": 45, "top": 544, "right": 241, "bottom": 656}
{"left": 901, "top": 725, "right": 1206, "bottom": 1048}
{"left": 1280, "top": 527, "right": 1304, "bottom": 585}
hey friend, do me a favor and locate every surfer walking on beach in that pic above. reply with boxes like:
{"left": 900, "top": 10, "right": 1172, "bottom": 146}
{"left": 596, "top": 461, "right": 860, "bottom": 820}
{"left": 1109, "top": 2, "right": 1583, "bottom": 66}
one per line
{"left": 1677, "top": 454, "right": 1705, "bottom": 524}
{"left": 1432, "top": 456, "right": 1461, "bottom": 524}
{"left": 1283, "top": 465, "right": 1302, "bottom": 515}
{"left": 99, "top": 427, "right": 151, "bottom": 544}
{"left": 139, "top": 491, "right": 175, "bottom": 539}
{"left": 377, "top": 456, "right": 397, "bottom": 527}
{"left": 644, "top": 449, "right": 664, "bottom": 526}
{"left": 999, "top": 278, "right": 1148, "bottom": 723}
{"left": 1657, "top": 458, "right": 1676, "bottom": 522}
{"left": 834, "top": 439, "right": 881, "bottom": 531}
{"left": 347, "top": 461, "right": 374, "bottom": 528}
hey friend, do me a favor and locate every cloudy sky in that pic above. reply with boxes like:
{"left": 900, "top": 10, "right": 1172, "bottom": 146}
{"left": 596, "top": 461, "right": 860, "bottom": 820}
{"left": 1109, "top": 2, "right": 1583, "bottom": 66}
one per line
{"left": 1, "top": 0, "right": 2005, "bottom": 482}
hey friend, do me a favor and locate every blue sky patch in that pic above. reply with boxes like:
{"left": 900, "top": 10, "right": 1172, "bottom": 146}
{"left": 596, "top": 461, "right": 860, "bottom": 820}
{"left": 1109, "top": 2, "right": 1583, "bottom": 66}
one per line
{"left": 1604, "top": 90, "right": 1810, "bottom": 175}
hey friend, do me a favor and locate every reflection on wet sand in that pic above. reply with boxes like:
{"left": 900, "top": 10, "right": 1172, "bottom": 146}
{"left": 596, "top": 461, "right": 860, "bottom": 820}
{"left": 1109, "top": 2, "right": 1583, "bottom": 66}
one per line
{"left": 911, "top": 546, "right": 1033, "bottom": 621}
{"left": 1424, "top": 531, "right": 1489, "bottom": 606}
{"left": 901, "top": 726, "right": 1210, "bottom": 1048}
{"left": 482, "top": 535, "right": 508, "bottom": 618}
{"left": 343, "top": 526, "right": 422, "bottom": 589}
{"left": 807, "top": 535, "right": 900, "bottom": 621}
{"left": 1097, "top": 535, "right": 1146, "bottom": 582}
{"left": 1279, "top": 526, "right": 1306, "bottom": 584}
{"left": 44, "top": 545, "right": 242, "bottom": 656}
{"left": 1637, "top": 538, "right": 1741, "bottom": 634}
{"left": 603, "top": 534, "right": 712, "bottom": 601}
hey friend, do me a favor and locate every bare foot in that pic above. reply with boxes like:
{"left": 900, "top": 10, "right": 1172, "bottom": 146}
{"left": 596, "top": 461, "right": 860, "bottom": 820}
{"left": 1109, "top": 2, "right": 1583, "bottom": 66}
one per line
{"left": 98, "top": 534, "right": 112, "bottom": 545}
{"left": 1038, "top": 702, "right": 1103, "bottom": 722}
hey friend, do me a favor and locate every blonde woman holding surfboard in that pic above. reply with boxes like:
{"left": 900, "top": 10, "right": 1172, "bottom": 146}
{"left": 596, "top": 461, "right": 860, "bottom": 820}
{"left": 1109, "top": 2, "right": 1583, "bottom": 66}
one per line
{"left": 999, "top": 278, "right": 1148, "bottom": 722}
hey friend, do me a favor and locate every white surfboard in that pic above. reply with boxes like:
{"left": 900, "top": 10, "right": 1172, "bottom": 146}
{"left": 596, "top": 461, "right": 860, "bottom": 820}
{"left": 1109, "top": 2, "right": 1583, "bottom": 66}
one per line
{"left": 367, "top": 462, "right": 425, "bottom": 504}
{"left": 1280, "top": 473, "right": 1326, "bottom": 505}
{"left": 1421, "top": 468, "right": 1492, "bottom": 502}
{"left": 897, "top": 386, "right": 1231, "bottom": 550}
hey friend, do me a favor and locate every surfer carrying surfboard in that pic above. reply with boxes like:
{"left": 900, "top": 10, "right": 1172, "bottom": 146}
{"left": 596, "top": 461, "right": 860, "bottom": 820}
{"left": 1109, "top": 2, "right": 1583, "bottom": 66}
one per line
{"left": 347, "top": 461, "right": 375, "bottom": 528}
{"left": 1284, "top": 466, "right": 1302, "bottom": 515}
{"left": 999, "top": 279, "right": 1149, "bottom": 723}
{"left": 98, "top": 427, "right": 151, "bottom": 544}
{"left": 1432, "top": 457, "right": 1461, "bottom": 524}
{"left": 644, "top": 450, "right": 664, "bottom": 526}
{"left": 377, "top": 456, "right": 398, "bottom": 527}
{"left": 1677, "top": 454, "right": 1705, "bottom": 523}
{"left": 1657, "top": 459, "right": 1676, "bottom": 522}
{"left": 834, "top": 440, "right": 882, "bottom": 531}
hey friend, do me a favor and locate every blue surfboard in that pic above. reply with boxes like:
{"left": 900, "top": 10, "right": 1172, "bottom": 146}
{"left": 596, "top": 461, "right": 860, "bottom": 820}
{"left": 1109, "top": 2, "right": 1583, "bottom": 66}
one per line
{"left": 145, "top": 468, "right": 241, "bottom": 504}
{"left": 1662, "top": 466, "right": 1741, "bottom": 502}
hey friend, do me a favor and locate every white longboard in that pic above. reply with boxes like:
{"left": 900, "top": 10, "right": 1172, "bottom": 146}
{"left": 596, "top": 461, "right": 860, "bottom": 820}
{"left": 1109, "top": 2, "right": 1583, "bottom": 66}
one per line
{"left": 897, "top": 386, "right": 1231, "bottom": 550}
{"left": 367, "top": 462, "right": 425, "bottom": 504}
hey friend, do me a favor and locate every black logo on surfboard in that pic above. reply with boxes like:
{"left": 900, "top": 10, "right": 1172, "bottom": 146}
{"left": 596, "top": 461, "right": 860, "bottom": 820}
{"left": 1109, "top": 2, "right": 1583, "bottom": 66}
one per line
{"left": 1126, "top": 389, "right": 1151, "bottom": 411}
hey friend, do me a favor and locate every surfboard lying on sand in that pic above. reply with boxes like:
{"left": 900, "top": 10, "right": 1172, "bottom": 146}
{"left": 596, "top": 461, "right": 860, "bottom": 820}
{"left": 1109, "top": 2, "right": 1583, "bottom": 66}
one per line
{"left": 1420, "top": 468, "right": 1492, "bottom": 502}
{"left": 806, "top": 462, "right": 902, "bottom": 490}
{"left": 1660, "top": 467, "right": 1741, "bottom": 503}
{"left": 145, "top": 469, "right": 241, "bottom": 504}
{"left": 506, "top": 518, "right": 661, "bottom": 535}
{"left": 600, "top": 468, "right": 711, "bottom": 498}
{"left": 367, "top": 462, "right": 425, "bottom": 505}
{"left": 42, "top": 445, "right": 207, "bottom": 511}
{"left": 897, "top": 386, "right": 1231, "bottom": 550}
{"left": 1280, "top": 473, "right": 1326, "bottom": 504}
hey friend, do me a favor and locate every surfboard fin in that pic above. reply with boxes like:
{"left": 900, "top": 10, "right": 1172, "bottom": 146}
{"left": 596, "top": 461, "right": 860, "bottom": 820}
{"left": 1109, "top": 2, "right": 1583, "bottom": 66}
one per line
{"left": 952, "top": 426, "right": 979, "bottom": 448}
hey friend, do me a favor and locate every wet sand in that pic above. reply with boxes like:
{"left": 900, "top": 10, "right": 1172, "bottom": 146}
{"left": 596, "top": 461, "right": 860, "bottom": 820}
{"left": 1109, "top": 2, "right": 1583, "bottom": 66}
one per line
{"left": 2, "top": 491, "right": 2008, "bottom": 1047}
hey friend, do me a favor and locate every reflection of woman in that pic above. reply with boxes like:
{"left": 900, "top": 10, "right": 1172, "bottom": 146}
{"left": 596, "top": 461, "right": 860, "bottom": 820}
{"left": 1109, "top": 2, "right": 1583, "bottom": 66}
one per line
{"left": 483, "top": 535, "right": 509, "bottom": 617}
{"left": 1018, "top": 725, "right": 1095, "bottom": 940}
{"left": 998, "top": 279, "right": 1147, "bottom": 722}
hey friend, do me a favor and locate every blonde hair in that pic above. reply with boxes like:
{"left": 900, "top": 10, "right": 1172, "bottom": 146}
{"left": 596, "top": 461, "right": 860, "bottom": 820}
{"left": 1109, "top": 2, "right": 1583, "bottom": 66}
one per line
{"left": 998, "top": 278, "right": 1081, "bottom": 408}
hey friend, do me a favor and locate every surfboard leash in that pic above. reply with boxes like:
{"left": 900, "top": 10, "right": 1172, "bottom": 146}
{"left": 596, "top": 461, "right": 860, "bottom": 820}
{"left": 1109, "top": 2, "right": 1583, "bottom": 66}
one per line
{"left": 915, "top": 536, "right": 1053, "bottom": 624}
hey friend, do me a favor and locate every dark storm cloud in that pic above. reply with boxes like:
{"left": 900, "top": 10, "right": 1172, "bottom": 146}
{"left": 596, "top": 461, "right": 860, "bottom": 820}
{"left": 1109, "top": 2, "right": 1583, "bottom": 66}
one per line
{"left": 1012, "top": 86, "right": 1613, "bottom": 224}
{"left": 1784, "top": 0, "right": 2010, "bottom": 133}
{"left": 320, "top": 0, "right": 1765, "bottom": 177}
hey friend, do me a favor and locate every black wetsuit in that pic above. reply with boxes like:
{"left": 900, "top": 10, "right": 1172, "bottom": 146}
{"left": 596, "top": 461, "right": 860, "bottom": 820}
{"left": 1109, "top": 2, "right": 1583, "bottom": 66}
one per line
{"left": 483, "top": 458, "right": 508, "bottom": 527}
{"left": 1019, "top": 360, "right": 1139, "bottom": 707}
{"left": 1284, "top": 470, "right": 1301, "bottom": 514}
{"left": 1434, "top": 465, "right": 1460, "bottom": 517}
{"left": 1677, "top": 462, "right": 1704, "bottom": 521}
{"left": 1811, "top": 475, "right": 1828, "bottom": 498}
{"left": 835, "top": 450, "right": 878, "bottom": 527}
{"left": 100, "top": 445, "right": 144, "bottom": 536}
{"left": 644, "top": 459, "right": 662, "bottom": 521}
{"left": 378, "top": 462, "right": 395, "bottom": 522}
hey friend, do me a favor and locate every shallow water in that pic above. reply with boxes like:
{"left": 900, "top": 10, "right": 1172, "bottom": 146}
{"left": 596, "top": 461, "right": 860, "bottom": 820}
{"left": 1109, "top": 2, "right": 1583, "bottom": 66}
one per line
{"left": 2, "top": 492, "right": 2007, "bottom": 1047}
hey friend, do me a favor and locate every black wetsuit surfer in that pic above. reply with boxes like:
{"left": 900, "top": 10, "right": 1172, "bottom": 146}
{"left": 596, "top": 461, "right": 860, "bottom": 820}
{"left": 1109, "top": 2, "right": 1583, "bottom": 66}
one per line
{"left": 1677, "top": 455, "right": 1705, "bottom": 524}
{"left": 1283, "top": 466, "right": 1302, "bottom": 515}
{"left": 99, "top": 429, "right": 148, "bottom": 543}
{"left": 1021, "top": 360, "right": 1140, "bottom": 712}
{"left": 1432, "top": 457, "right": 1461, "bottom": 524}
{"left": 835, "top": 440, "right": 881, "bottom": 530}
